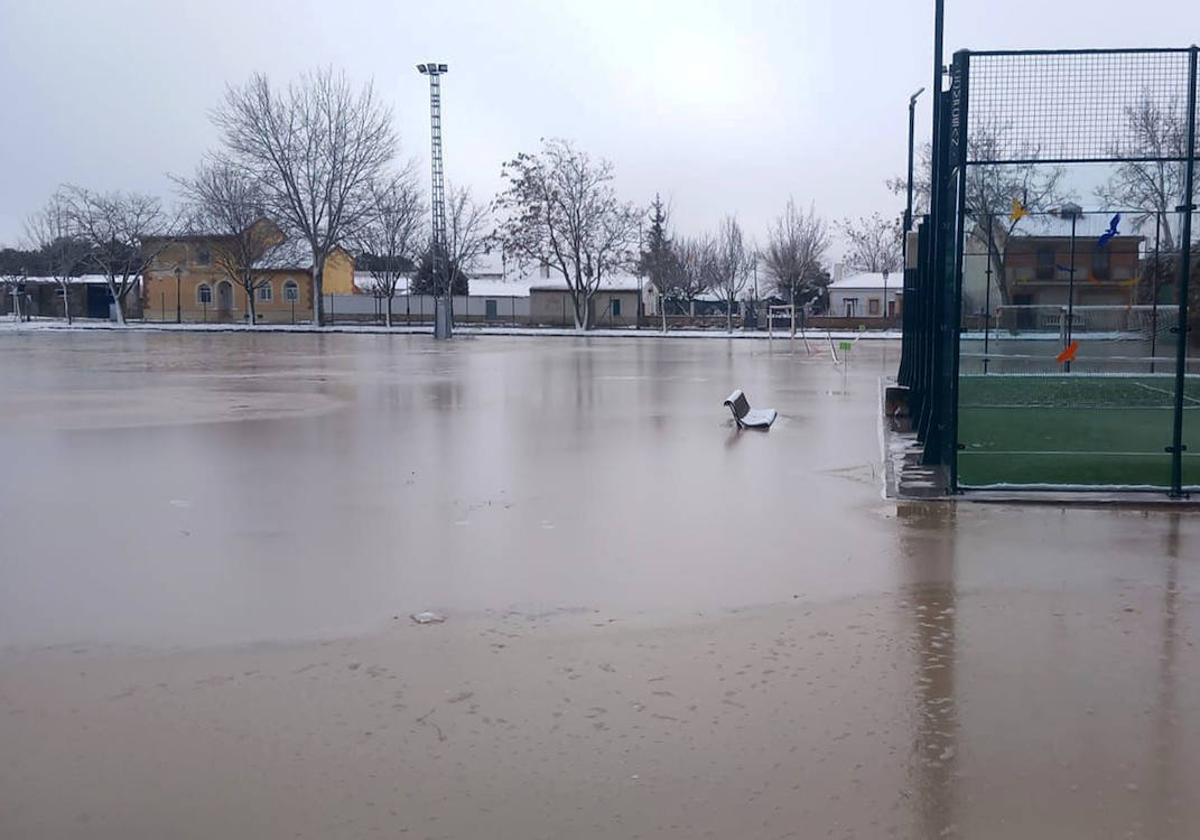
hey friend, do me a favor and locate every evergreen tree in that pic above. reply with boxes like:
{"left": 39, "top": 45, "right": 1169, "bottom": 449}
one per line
{"left": 411, "top": 246, "right": 469, "bottom": 296}
{"left": 638, "top": 194, "right": 678, "bottom": 331}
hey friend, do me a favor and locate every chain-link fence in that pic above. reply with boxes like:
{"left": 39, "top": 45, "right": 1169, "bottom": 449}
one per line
{"left": 900, "top": 46, "right": 1198, "bottom": 496}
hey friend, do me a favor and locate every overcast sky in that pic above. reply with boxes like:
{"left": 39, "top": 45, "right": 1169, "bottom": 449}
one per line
{"left": 0, "top": 0, "right": 1194, "bottom": 249}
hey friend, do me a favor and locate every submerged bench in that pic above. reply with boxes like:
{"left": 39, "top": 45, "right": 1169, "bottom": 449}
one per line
{"left": 724, "top": 389, "right": 777, "bottom": 430}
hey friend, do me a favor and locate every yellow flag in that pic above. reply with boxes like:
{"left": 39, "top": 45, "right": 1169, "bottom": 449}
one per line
{"left": 1009, "top": 199, "right": 1027, "bottom": 223}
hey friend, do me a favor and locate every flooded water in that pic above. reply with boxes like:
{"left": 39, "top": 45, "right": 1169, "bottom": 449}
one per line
{"left": 0, "top": 330, "right": 903, "bottom": 648}
{"left": 2, "top": 330, "right": 1198, "bottom": 839}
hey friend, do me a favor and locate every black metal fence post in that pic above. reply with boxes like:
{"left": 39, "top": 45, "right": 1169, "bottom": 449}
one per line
{"left": 946, "top": 50, "right": 971, "bottom": 492}
{"left": 1169, "top": 46, "right": 1197, "bottom": 498}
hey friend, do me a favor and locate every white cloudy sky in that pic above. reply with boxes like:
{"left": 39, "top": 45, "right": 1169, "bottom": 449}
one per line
{"left": 0, "top": 0, "right": 1192, "bottom": 247}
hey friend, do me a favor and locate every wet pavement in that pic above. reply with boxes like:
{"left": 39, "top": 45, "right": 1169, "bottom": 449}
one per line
{"left": 1, "top": 331, "right": 1198, "bottom": 839}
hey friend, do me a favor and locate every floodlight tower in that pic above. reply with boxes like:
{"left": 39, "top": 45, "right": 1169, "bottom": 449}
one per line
{"left": 417, "top": 62, "right": 451, "bottom": 338}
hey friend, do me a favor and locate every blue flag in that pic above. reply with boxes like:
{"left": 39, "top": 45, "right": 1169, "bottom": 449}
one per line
{"left": 1097, "top": 213, "right": 1121, "bottom": 249}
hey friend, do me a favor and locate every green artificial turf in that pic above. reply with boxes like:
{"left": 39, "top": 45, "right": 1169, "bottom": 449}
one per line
{"left": 957, "top": 375, "right": 1200, "bottom": 488}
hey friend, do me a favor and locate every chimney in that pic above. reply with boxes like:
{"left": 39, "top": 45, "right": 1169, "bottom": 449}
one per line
{"left": 833, "top": 262, "right": 845, "bottom": 284}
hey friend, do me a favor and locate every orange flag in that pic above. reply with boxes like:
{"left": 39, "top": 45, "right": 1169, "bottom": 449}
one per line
{"left": 1056, "top": 341, "right": 1079, "bottom": 363}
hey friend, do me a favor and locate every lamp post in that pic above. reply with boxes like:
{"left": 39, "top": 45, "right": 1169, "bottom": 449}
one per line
{"left": 882, "top": 268, "right": 890, "bottom": 327}
{"left": 903, "top": 86, "right": 926, "bottom": 264}
{"left": 417, "top": 61, "right": 452, "bottom": 339}
{"left": 1150, "top": 211, "right": 1162, "bottom": 373}
{"left": 1059, "top": 202, "right": 1084, "bottom": 372}
{"left": 174, "top": 265, "right": 182, "bottom": 324}
{"left": 983, "top": 213, "right": 994, "bottom": 373}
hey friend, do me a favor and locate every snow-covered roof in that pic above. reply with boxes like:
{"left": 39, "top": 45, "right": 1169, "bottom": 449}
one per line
{"left": 352, "top": 265, "right": 644, "bottom": 296}
{"left": 470, "top": 277, "right": 533, "bottom": 297}
{"left": 829, "top": 271, "right": 901, "bottom": 290}
{"left": 353, "top": 270, "right": 411, "bottom": 292}
{"left": 528, "top": 275, "right": 643, "bottom": 293}
{"left": 9, "top": 274, "right": 117, "bottom": 286}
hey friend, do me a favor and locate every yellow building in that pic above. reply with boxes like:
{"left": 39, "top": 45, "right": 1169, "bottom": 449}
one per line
{"left": 142, "top": 220, "right": 355, "bottom": 324}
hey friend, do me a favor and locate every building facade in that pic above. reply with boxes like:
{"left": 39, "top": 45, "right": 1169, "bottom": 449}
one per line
{"left": 827, "top": 272, "right": 903, "bottom": 319}
{"left": 142, "top": 221, "right": 354, "bottom": 324}
{"left": 529, "top": 286, "right": 642, "bottom": 327}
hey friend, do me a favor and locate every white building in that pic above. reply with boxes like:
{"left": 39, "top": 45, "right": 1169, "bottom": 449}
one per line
{"left": 827, "top": 270, "right": 902, "bottom": 319}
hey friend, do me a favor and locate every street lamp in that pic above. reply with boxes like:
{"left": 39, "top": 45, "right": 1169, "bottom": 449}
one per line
{"left": 1058, "top": 202, "right": 1084, "bottom": 371}
{"left": 174, "top": 265, "right": 183, "bottom": 324}
{"left": 903, "top": 86, "right": 926, "bottom": 261}
{"left": 882, "top": 268, "right": 890, "bottom": 326}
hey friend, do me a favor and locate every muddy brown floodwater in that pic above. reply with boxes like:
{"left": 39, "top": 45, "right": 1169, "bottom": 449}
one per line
{"left": 1, "top": 330, "right": 1198, "bottom": 839}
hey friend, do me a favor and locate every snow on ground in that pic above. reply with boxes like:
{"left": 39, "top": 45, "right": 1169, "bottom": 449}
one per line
{"left": 0, "top": 318, "right": 903, "bottom": 341}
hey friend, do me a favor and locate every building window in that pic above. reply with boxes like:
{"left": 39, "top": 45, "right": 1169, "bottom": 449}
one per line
{"left": 197, "top": 283, "right": 212, "bottom": 304}
{"left": 258, "top": 281, "right": 273, "bottom": 302}
{"left": 868, "top": 298, "right": 881, "bottom": 315}
{"left": 196, "top": 246, "right": 211, "bottom": 266}
{"left": 1035, "top": 247, "right": 1055, "bottom": 280}
{"left": 540, "top": 262, "right": 551, "bottom": 278}
{"left": 283, "top": 280, "right": 299, "bottom": 301}
{"left": 1092, "top": 249, "right": 1110, "bottom": 280}
{"left": 611, "top": 297, "right": 622, "bottom": 317}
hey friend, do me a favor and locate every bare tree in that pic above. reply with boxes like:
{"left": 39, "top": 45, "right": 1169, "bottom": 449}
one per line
{"left": 26, "top": 190, "right": 88, "bottom": 324}
{"left": 353, "top": 166, "right": 424, "bottom": 326}
{"left": 212, "top": 68, "right": 397, "bottom": 325}
{"left": 886, "top": 143, "right": 932, "bottom": 218}
{"left": 493, "top": 138, "right": 640, "bottom": 330}
{"left": 712, "top": 216, "right": 752, "bottom": 333}
{"left": 887, "top": 127, "right": 1068, "bottom": 304}
{"left": 176, "top": 160, "right": 286, "bottom": 326}
{"left": 1097, "top": 93, "right": 1188, "bottom": 251}
{"left": 65, "top": 186, "right": 173, "bottom": 325}
{"left": 764, "top": 198, "right": 830, "bottom": 308}
{"left": 1, "top": 265, "right": 25, "bottom": 320}
{"left": 444, "top": 184, "right": 489, "bottom": 300}
{"left": 837, "top": 211, "right": 902, "bottom": 274}
{"left": 965, "top": 130, "right": 1068, "bottom": 305}
{"left": 673, "top": 235, "right": 716, "bottom": 319}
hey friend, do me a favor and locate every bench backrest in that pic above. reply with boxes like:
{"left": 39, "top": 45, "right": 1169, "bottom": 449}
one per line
{"left": 724, "top": 390, "right": 750, "bottom": 420}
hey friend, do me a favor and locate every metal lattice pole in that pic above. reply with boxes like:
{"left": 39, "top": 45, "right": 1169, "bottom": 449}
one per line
{"left": 418, "top": 62, "right": 451, "bottom": 338}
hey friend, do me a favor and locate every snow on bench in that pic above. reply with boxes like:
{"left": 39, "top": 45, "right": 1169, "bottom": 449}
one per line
{"left": 723, "top": 389, "right": 777, "bottom": 430}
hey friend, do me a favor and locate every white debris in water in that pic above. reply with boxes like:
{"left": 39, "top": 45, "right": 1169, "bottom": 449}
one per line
{"left": 410, "top": 611, "right": 446, "bottom": 625}
{"left": 168, "top": 499, "right": 191, "bottom": 509}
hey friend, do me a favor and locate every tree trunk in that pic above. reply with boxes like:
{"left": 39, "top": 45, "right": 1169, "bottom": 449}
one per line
{"left": 312, "top": 255, "right": 325, "bottom": 326}
{"left": 107, "top": 279, "right": 126, "bottom": 325}
{"left": 726, "top": 297, "right": 733, "bottom": 333}
{"left": 661, "top": 294, "right": 667, "bottom": 333}
{"left": 246, "top": 287, "right": 257, "bottom": 327}
{"left": 386, "top": 295, "right": 393, "bottom": 328}
{"left": 574, "top": 292, "right": 590, "bottom": 331}
{"left": 61, "top": 282, "right": 72, "bottom": 325}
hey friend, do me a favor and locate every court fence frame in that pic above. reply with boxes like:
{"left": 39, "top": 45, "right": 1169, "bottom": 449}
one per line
{"left": 898, "top": 45, "right": 1199, "bottom": 498}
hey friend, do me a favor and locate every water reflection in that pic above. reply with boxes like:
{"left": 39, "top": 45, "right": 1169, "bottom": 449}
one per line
{"left": 1149, "top": 512, "right": 1183, "bottom": 840}
{"left": 896, "top": 502, "right": 959, "bottom": 838}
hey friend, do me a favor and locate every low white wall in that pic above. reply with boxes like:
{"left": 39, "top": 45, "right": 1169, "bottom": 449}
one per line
{"left": 325, "top": 294, "right": 531, "bottom": 320}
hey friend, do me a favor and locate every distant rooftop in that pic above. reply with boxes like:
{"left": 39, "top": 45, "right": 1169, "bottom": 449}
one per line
{"left": 829, "top": 271, "right": 901, "bottom": 290}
